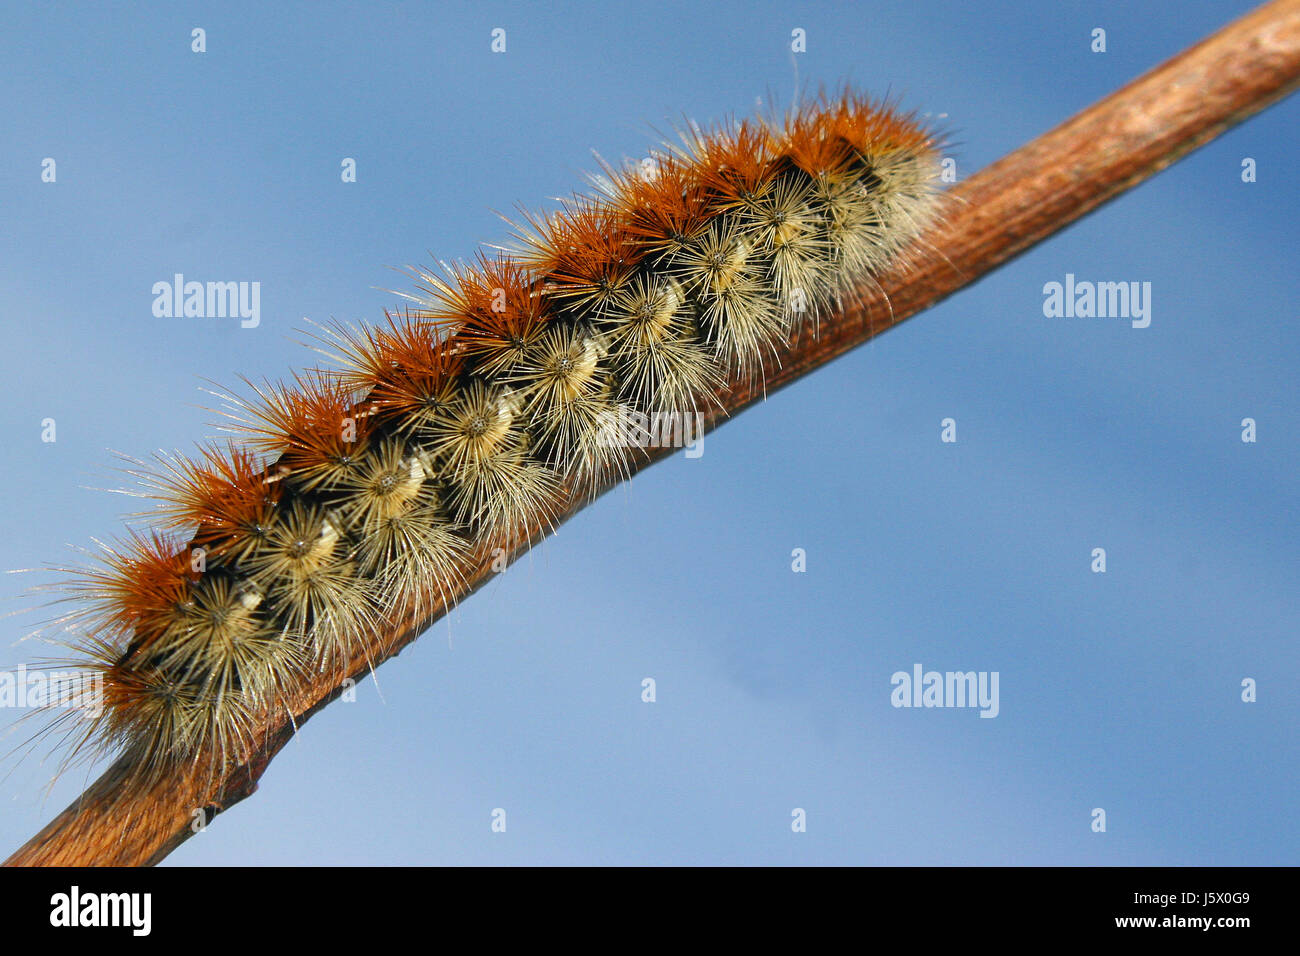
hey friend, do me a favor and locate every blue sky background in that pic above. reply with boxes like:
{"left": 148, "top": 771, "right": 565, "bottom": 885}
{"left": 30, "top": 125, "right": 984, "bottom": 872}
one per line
{"left": 0, "top": 0, "right": 1295, "bottom": 865}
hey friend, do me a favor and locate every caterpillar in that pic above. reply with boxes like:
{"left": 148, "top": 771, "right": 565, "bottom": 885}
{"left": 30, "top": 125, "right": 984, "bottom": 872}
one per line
{"left": 20, "top": 89, "right": 943, "bottom": 790}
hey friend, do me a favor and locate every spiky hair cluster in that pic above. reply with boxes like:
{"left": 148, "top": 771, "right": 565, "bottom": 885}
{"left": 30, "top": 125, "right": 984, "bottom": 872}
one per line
{"left": 38, "top": 90, "right": 943, "bottom": 781}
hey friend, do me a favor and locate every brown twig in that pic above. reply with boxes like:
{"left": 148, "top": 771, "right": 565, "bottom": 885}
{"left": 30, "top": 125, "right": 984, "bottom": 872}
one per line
{"left": 8, "top": 0, "right": 1299, "bottom": 866}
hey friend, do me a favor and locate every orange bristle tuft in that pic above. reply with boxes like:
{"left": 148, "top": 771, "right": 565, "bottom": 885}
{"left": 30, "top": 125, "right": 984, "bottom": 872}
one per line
{"left": 223, "top": 373, "right": 378, "bottom": 495}
{"left": 515, "top": 199, "right": 643, "bottom": 315}
{"left": 416, "top": 254, "right": 550, "bottom": 376}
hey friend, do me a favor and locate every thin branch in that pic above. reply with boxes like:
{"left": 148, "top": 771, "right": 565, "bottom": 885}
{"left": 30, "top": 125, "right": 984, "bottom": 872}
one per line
{"left": 8, "top": 0, "right": 1299, "bottom": 866}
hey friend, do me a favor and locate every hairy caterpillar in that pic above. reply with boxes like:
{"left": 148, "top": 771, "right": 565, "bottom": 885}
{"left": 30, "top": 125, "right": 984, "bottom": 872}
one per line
{"left": 19, "top": 90, "right": 943, "bottom": 794}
